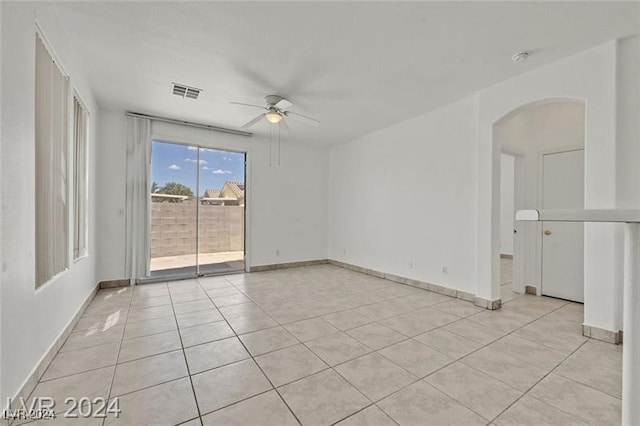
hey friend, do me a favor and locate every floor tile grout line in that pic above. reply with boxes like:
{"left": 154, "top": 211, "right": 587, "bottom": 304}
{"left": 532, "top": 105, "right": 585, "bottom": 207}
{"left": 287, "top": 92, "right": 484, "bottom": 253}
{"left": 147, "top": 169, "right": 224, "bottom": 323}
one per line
{"left": 328, "top": 402, "right": 401, "bottom": 426}
{"left": 166, "top": 286, "right": 206, "bottom": 423}
{"left": 195, "top": 279, "right": 304, "bottom": 426}
{"left": 175, "top": 416, "right": 202, "bottom": 426}
{"left": 102, "top": 286, "right": 135, "bottom": 426}
{"left": 55, "top": 332, "right": 126, "bottom": 355}
{"left": 487, "top": 339, "right": 591, "bottom": 424}
{"left": 551, "top": 369, "right": 622, "bottom": 401}
{"left": 108, "top": 372, "right": 190, "bottom": 399}
{"left": 527, "top": 391, "right": 607, "bottom": 424}
{"left": 195, "top": 388, "right": 292, "bottom": 421}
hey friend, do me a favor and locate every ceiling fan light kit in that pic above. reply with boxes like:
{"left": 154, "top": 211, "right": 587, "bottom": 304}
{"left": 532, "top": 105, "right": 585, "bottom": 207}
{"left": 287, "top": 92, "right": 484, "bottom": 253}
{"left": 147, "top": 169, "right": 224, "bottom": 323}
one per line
{"left": 231, "top": 95, "right": 320, "bottom": 129}
{"left": 265, "top": 111, "right": 283, "bottom": 124}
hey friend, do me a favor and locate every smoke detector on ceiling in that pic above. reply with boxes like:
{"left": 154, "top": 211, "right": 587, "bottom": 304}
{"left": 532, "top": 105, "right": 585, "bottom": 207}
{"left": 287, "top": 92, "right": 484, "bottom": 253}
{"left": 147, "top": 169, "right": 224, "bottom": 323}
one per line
{"left": 172, "top": 83, "right": 202, "bottom": 100}
{"left": 511, "top": 51, "right": 530, "bottom": 63}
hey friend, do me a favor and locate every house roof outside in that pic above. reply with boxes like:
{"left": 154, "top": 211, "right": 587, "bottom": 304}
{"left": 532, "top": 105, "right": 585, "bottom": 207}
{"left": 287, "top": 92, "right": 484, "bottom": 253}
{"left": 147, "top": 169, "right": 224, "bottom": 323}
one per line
{"left": 222, "top": 182, "right": 245, "bottom": 198}
{"left": 203, "top": 189, "right": 221, "bottom": 198}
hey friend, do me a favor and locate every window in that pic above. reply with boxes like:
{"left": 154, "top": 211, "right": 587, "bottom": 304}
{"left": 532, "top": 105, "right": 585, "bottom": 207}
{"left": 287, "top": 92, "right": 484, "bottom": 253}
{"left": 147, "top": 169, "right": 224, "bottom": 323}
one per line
{"left": 73, "top": 96, "right": 89, "bottom": 259}
{"left": 35, "top": 33, "right": 69, "bottom": 286}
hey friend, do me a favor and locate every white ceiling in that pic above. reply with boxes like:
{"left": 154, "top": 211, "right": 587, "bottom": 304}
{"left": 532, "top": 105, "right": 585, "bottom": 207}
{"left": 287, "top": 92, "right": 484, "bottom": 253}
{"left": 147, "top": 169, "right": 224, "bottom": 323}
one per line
{"left": 53, "top": 1, "right": 639, "bottom": 144}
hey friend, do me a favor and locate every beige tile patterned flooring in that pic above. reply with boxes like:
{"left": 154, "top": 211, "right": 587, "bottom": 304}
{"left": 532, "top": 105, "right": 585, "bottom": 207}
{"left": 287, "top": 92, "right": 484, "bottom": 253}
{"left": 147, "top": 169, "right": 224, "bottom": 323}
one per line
{"left": 18, "top": 262, "right": 622, "bottom": 425}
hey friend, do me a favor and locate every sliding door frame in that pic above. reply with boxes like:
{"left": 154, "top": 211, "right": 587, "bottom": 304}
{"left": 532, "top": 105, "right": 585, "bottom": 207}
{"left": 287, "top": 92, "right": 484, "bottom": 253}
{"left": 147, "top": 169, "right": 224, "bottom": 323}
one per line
{"left": 141, "top": 138, "right": 248, "bottom": 283}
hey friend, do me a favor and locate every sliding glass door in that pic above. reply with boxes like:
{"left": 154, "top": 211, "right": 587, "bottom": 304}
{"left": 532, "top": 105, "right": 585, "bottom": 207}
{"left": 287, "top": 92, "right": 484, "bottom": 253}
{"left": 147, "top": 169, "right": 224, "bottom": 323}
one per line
{"left": 149, "top": 141, "right": 245, "bottom": 279}
{"left": 197, "top": 148, "right": 246, "bottom": 275}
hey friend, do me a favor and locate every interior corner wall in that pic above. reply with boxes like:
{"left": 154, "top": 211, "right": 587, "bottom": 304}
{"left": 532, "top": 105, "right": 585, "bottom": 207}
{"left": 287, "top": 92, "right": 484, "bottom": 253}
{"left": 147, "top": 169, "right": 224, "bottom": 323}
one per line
{"left": 1, "top": 3, "right": 100, "bottom": 407}
{"left": 616, "top": 36, "right": 640, "bottom": 210}
{"left": 499, "top": 154, "right": 515, "bottom": 256}
{"left": 0, "top": 0, "right": 4, "bottom": 406}
{"left": 476, "top": 40, "right": 621, "bottom": 331}
{"left": 328, "top": 96, "right": 480, "bottom": 294}
{"left": 95, "top": 111, "right": 329, "bottom": 281}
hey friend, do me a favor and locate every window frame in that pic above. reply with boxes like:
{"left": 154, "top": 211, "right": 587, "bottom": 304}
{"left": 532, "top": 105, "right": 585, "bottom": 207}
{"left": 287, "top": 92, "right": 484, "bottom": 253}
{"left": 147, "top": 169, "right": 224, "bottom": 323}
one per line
{"left": 72, "top": 91, "right": 90, "bottom": 261}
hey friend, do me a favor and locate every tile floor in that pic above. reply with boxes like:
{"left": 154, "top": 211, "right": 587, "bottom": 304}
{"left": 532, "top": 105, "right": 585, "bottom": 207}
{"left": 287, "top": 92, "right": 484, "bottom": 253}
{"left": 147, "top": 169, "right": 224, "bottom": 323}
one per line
{"left": 19, "top": 262, "right": 622, "bottom": 425}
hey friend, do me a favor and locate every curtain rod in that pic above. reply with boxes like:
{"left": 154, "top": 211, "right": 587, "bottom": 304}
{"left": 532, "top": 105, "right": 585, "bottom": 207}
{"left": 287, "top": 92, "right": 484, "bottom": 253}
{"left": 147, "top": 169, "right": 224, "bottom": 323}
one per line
{"left": 125, "top": 111, "right": 253, "bottom": 137}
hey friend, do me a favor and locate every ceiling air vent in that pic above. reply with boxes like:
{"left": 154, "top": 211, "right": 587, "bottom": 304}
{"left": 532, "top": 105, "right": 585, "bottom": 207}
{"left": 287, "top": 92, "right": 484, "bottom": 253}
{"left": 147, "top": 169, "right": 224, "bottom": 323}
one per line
{"left": 172, "top": 83, "right": 201, "bottom": 100}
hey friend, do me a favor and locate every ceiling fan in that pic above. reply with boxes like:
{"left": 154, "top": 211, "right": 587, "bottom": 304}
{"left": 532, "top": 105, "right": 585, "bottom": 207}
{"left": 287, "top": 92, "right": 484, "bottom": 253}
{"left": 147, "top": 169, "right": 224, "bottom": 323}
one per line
{"left": 230, "top": 95, "right": 320, "bottom": 129}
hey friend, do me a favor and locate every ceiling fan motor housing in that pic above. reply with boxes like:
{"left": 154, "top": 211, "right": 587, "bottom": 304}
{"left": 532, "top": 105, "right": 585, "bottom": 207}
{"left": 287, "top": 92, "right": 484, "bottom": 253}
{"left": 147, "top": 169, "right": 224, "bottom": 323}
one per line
{"left": 265, "top": 95, "right": 284, "bottom": 106}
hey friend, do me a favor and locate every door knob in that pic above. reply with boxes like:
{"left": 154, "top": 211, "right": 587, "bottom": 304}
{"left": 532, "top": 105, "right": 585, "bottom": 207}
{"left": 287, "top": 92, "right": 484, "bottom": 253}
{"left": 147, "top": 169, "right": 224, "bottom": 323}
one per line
{"left": 544, "top": 230, "right": 552, "bottom": 236}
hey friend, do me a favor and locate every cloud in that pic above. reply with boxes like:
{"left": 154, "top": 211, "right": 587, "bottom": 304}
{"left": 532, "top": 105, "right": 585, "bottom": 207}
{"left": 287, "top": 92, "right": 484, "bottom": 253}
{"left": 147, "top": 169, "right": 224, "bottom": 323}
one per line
{"left": 187, "top": 146, "right": 197, "bottom": 151}
{"left": 212, "top": 169, "right": 232, "bottom": 175}
{"left": 183, "top": 158, "right": 208, "bottom": 164}
{"left": 202, "top": 166, "right": 210, "bottom": 170}
{"left": 168, "top": 164, "right": 181, "bottom": 170}
{"left": 223, "top": 156, "right": 233, "bottom": 162}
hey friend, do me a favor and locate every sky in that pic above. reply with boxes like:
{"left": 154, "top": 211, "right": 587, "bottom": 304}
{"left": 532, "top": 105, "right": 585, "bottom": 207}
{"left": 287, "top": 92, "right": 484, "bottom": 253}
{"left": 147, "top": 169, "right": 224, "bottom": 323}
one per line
{"left": 151, "top": 141, "right": 245, "bottom": 195}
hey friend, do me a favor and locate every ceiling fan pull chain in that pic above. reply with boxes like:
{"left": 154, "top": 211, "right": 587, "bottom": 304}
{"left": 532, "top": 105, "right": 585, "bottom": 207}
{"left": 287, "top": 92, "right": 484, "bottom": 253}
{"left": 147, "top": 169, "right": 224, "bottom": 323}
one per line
{"left": 269, "top": 125, "right": 272, "bottom": 167}
{"left": 278, "top": 122, "right": 281, "bottom": 166}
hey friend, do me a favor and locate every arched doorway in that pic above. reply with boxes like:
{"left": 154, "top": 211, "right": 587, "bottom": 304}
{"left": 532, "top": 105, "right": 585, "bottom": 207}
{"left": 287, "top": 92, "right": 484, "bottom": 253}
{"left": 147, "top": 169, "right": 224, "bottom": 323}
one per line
{"left": 492, "top": 99, "right": 586, "bottom": 302}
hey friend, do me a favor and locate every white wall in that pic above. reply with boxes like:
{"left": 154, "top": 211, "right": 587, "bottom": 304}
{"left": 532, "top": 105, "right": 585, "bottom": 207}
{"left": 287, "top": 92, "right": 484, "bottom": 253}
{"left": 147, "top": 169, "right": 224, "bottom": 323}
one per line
{"left": 1, "top": 3, "right": 100, "bottom": 406}
{"left": 477, "top": 41, "right": 622, "bottom": 332}
{"left": 329, "top": 97, "right": 479, "bottom": 293}
{"left": 329, "top": 39, "right": 637, "bottom": 336}
{"left": 496, "top": 102, "right": 585, "bottom": 292}
{"left": 96, "top": 110, "right": 329, "bottom": 281}
{"left": 499, "top": 154, "right": 514, "bottom": 256}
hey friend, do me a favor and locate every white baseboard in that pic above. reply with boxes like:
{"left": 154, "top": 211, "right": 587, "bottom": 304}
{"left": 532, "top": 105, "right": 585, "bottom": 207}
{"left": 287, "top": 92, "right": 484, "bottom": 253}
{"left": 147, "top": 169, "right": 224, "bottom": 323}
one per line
{"left": 328, "top": 259, "right": 501, "bottom": 310}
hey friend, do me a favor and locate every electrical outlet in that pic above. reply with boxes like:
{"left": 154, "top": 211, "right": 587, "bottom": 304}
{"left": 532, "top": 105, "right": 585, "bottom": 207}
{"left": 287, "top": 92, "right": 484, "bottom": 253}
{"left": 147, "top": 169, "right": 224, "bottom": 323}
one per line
{"left": 442, "top": 266, "right": 448, "bottom": 274}
{"left": 408, "top": 261, "right": 414, "bottom": 269}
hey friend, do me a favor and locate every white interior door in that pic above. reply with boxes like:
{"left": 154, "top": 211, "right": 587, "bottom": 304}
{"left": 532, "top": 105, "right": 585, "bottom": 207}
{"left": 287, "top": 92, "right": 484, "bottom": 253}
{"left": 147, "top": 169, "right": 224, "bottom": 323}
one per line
{"left": 541, "top": 149, "right": 584, "bottom": 302}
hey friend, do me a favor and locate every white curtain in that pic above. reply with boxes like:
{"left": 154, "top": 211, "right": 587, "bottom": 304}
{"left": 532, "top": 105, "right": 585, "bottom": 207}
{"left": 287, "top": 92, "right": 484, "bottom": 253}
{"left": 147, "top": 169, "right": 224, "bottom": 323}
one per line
{"left": 35, "top": 34, "right": 69, "bottom": 287}
{"left": 125, "top": 116, "right": 151, "bottom": 279}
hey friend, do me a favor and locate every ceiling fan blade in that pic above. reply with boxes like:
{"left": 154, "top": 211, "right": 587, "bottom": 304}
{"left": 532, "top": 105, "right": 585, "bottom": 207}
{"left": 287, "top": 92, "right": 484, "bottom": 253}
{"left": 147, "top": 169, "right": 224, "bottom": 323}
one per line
{"left": 280, "top": 118, "right": 291, "bottom": 132}
{"left": 241, "top": 113, "right": 265, "bottom": 129}
{"left": 230, "top": 101, "right": 266, "bottom": 110}
{"left": 284, "top": 111, "right": 320, "bottom": 127}
{"left": 274, "top": 98, "right": 293, "bottom": 110}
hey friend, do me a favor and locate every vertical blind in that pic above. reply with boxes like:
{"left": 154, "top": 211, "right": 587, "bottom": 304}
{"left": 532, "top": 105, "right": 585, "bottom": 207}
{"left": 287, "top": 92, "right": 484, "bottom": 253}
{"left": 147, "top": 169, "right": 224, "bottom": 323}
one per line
{"left": 73, "top": 97, "right": 88, "bottom": 259}
{"left": 35, "top": 34, "right": 69, "bottom": 287}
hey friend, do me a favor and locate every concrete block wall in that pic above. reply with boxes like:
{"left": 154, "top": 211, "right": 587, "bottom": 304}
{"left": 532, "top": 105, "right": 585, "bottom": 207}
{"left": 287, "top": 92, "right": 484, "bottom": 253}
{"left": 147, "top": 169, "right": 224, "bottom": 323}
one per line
{"left": 150, "top": 203, "right": 244, "bottom": 257}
